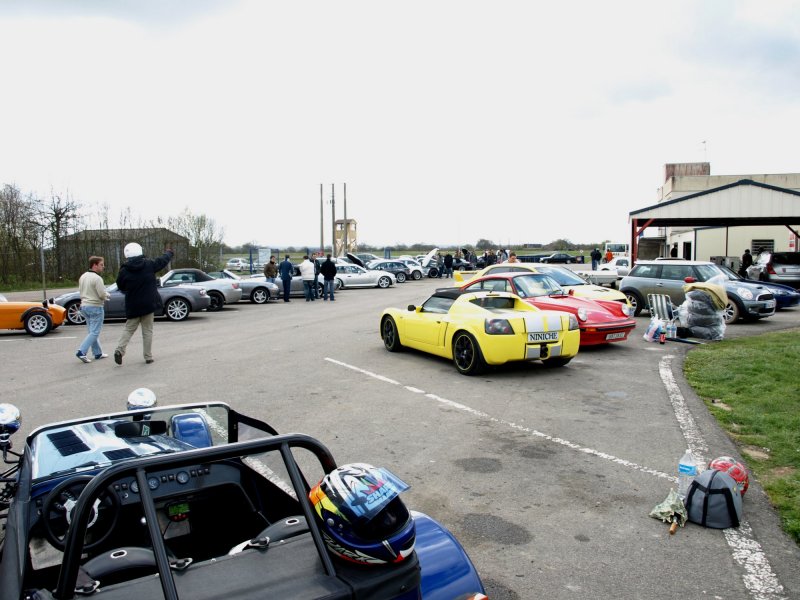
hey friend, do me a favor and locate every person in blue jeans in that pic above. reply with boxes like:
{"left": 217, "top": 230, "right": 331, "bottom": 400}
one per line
{"left": 76, "top": 256, "right": 111, "bottom": 363}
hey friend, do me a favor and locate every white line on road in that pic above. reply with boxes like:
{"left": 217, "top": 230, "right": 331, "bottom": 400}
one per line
{"left": 658, "top": 355, "right": 785, "bottom": 600}
{"left": 326, "top": 355, "right": 787, "bottom": 600}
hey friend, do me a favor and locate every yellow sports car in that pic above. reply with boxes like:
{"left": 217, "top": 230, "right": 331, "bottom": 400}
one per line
{"left": 380, "top": 288, "right": 581, "bottom": 375}
{"left": 0, "top": 294, "right": 67, "bottom": 336}
{"left": 455, "top": 263, "right": 630, "bottom": 304}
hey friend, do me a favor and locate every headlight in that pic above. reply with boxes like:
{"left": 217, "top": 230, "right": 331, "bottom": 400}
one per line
{"left": 577, "top": 308, "right": 587, "bottom": 322}
{"left": 485, "top": 319, "right": 514, "bottom": 335}
{"left": 568, "top": 315, "right": 579, "bottom": 331}
{"left": 736, "top": 287, "right": 754, "bottom": 300}
{"left": 621, "top": 304, "right": 635, "bottom": 317}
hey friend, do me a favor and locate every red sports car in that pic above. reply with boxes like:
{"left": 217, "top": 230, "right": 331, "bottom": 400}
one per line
{"left": 458, "top": 272, "right": 636, "bottom": 345}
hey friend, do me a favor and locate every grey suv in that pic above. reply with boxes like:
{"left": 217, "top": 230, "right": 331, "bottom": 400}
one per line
{"left": 752, "top": 252, "right": 800, "bottom": 288}
{"left": 619, "top": 260, "right": 776, "bottom": 323}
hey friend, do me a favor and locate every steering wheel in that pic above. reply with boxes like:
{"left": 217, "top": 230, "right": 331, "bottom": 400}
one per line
{"left": 42, "top": 475, "right": 120, "bottom": 551}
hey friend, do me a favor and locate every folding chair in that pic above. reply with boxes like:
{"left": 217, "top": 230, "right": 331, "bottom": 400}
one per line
{"left": 647, "top": 293, "right": 674, "bottom": 322}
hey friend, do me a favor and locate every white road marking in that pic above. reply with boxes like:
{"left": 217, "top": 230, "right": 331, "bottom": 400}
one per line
{"left": 659, "top": 356, "right": 785, "bottom": 600}
{"left": 324, "top": 355, "right": 787, "bottom": 600}
{"left": 324, "top": 357, "right": 674, "bottom": 482}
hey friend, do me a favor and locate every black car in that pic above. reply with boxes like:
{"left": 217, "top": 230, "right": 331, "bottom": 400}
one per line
{"left": 540, "top": 253, "right": 581, "bottom": 264}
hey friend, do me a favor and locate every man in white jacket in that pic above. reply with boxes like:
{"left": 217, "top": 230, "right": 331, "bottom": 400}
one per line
{"left": 76, "top": 256, "right": 111, "bottom": 363}
{"left": 298, "top": 255, "right": 316, "bottom": 302}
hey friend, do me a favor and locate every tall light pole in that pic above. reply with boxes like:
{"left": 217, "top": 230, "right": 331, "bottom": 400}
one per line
{"left": 319, "top": 183, "right": 324, "bottom": 252}
{"left": 343, "top": 183, "right": 348, "bottom": 254}
{"left": 330, "top": 184, "right": 336, "bottom": 256}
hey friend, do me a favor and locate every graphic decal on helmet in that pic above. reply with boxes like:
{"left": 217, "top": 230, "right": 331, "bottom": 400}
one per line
{"left": 309, "top": 463, "right": 416, "bottom": 565}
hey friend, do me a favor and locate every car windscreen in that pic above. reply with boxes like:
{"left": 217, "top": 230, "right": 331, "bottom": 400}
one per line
{"left": 535, "top": 266, "right": 586, "bottom": 285}
{"left": 694, "top": 264, "right": 724, "bottom": 282}
{"left": 513, "top": 274, "right": 563, "bottom": 297}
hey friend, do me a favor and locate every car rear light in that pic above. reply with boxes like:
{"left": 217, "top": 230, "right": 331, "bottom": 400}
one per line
{"left": 199, "top": 289, "right": 208, "bottom": 296}
{"left": 767, "top": 263, "right": 777, "bottom": 274}
{"left": 485, "top": 319, "right": 514, "bottom": 334}
{"left": 231, "top": 283, "right": 240, "bottom": 289}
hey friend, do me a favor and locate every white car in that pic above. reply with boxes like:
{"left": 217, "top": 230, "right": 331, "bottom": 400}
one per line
{"left": 396, "top": 258, "right": 425, "bottom": 280}
{"left": 331, "top": 263, "right": 396, "bottom": 289}
{"left": 161, "top": 268, "right": 243, "bottom": 311}
{"left": 225, "top": 258, "right": 256, "bottom": 272}
{"left": 598, "top": 256, "right": 632, "bottom": 278}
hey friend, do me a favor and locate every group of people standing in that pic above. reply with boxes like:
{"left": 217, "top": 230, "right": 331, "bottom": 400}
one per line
{"left": 264, "top": 253, "right": 337, "bottom": 302}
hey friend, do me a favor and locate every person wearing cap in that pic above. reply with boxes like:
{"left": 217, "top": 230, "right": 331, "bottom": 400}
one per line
{"left": 113, "top": 243, "right": 174, "bottom": 365}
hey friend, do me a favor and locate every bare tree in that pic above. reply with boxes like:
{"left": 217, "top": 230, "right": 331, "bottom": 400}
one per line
{"left": 168, "top": 208, "right": 225, "bottom": 270}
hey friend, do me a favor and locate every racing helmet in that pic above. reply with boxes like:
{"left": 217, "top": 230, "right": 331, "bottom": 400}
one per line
{"left": 124, "top": 242, "right": 143, "bottom": 259}
{"left": 127, "top": 387, "right": 157, "bottom": 410}
{"left": 708, "top": 456, "right": 749, "bottom": 496}
{"left": 309, "top": 463, "right": 415, "bottom": 565}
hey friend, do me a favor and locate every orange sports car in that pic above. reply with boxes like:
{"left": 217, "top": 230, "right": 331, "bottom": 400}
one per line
{"left": 0, "top": 294, "right": 67, "bottom": 336}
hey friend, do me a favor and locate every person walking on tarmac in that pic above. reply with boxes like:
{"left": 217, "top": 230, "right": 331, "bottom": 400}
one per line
{"left": 320, "top": 254, "right": 337, "bottom": 301}
{"left": 114, "top": 243, "right": 173, "bottom": 365}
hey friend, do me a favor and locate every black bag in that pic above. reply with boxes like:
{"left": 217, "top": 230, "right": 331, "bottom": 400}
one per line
{"left": 685, "top": 469, "right": 742, "bottom": 529}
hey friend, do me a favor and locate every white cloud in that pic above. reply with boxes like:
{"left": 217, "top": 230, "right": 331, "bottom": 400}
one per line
{"left": 1, "top": 0, "right": 799, "bottom": 249}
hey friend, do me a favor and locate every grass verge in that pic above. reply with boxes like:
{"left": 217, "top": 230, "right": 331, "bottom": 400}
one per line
{"left": 683, "top": 327, "right": 800, "bottom": 545}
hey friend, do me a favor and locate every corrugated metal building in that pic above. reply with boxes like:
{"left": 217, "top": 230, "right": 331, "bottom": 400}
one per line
{"left": 629, "top": 163, "right": 800, "bottom": 264}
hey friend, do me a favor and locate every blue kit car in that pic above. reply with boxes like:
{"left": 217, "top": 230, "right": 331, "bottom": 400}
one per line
{"left": 0, "top": 400, "right": 486, "bottom": 600}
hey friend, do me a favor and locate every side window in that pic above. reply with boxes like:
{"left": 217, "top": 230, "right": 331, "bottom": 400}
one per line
{"left": 462, "top": 282, "right": 483, "bottom": 292}
{"left": 631, "top": 264, "right": 660, "bottom": 278}
{"left": 421, "top": 296, "right": 454, "bottom": 313}
{"left": 661, "top": 265, "right": 689, "bottom": 281}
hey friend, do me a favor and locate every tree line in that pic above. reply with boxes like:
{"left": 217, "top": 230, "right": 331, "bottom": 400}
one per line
{"left": 0, "top": 184, "right": 224, "bottom": 286}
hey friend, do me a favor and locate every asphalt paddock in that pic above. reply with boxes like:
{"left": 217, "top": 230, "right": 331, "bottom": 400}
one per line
{"left": 2, "top": 281, "right": 799, "bottom": 599}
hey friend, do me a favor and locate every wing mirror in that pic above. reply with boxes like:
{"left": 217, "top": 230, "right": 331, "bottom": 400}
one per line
{"left": 407, "top": 305, "right": 417, "bottom": 311}
{"left": 568, "top": 289, "right": 575, "bottom": 296}
{"left": 684, "top": 276, "right": 697, "bottom": 283}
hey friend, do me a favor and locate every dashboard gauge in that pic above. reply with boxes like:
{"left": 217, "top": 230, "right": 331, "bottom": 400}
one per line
{"left": 176, "top": 471, "right": 190, "bottom": 485}
{"left": 147, "top": 477, "right": 160, "bottom": 491}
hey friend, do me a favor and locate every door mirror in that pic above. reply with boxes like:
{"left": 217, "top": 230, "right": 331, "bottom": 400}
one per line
{"left": 684, "top": 276, "right": 696, "bottom": 283}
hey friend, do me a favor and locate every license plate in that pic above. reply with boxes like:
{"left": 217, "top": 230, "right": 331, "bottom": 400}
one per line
{"left": 605, "top": 332, "right": 626, "bottom": 340}
{"left": 528, "top": 332, "right": 558, "bottom": 343}
{"left": 766, "top": 300, "right": 776, "bottom": 309}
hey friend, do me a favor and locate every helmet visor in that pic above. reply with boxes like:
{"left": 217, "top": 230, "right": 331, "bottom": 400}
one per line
{"left": 328, "top": 464, "right": 410, "bottom": 525}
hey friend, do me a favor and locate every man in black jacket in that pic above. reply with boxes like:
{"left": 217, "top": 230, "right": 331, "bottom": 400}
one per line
{"left": 113, "top": 243, "right": 174, "bottom": 365}
{"left": 320, "top": 254, "right": 337, "bottom": 301}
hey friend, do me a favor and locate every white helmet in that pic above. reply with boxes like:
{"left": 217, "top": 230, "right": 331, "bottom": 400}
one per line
{"left": 127, "top": 387, "right": 157, "bottom": 410}
{"left": 124, "top": 242, "right": 143, "bottom": 259}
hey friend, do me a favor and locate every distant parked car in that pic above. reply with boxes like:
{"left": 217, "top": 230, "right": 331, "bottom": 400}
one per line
{"left": 55, "top": 282, "right": 211, "bottom": 324}
{"left": 366, "top": 259, "right": 411, "bottom": 283}
{"left": 327, "top": 263, "right": 396, "bottom": 289}
{"left": 396, "top": 258, "right": 425, "bottom": 280}
{"left": 540, "top": 252, "right": 579, "bottom": 264}
{"left": 598, "top": 256, "right": 632, "bottom": 277}
{"left": 161, "top": 268, "right": 243, "bottom": 311}
{"left": 208, "top": 270, "right": 280, "bottom": 304}
{"left": 749, "top": 251, "right": 800, "bottom": 288}
{"left": 225, "top": 258, "right": 252, "bottom": 272}
{"left": 619, "top": 260, "right": 776, "bottom": 323}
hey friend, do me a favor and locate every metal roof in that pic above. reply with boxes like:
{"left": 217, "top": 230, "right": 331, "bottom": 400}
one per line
{"left": 629, "top": 179, "right": 800, "bottom": 227}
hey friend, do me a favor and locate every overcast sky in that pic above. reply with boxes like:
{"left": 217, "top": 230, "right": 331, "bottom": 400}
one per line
{"left": 2, "top": 0, "right": 799, "bottom": 250}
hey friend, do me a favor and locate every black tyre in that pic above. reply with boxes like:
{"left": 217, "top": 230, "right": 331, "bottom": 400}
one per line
{"left": 208, "top": 291, "right": 225, "bottom": 312}
{"left": 452, "top": 332, "right": 486, "bottom": 375}
{"left": 65, "top": 300, "right": 85, "bottom": 325}
{"left": 624, "top": 290, "right": 644, "bottom": 316}
{"left": 251, "top": 287, "right": 270, "bottom": 304}
{"left": 428, "top": 268, "right": 439, "bottom": 278}
{"left": 396, "top": 272, "right": 407, "bottom": 283}
{"left": 412, "top": 270, "right": 422, "bottom": 280}
{"left": 24, "top": 311, "right": 52, "bottom": 336}
{"left": 382, "top": 316, "right": 403, "bottom": 351}
{"left": 164, "top": 297, "right": 190, "bottom": 321}
{"left": 377, "top": 276, "right": 392, "bottom": 289}
{"left": 723, "top": 299, "right": 741, "bottom": 324}
{"left": 316, "top": 282, "right": 325, "bottom": 297}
